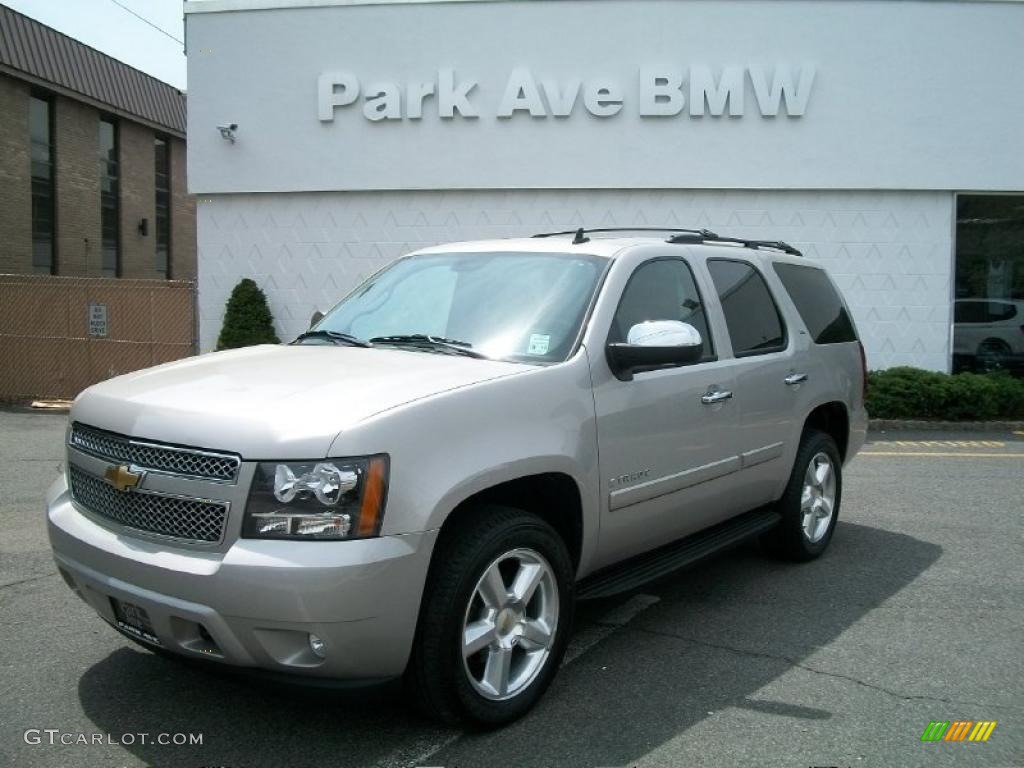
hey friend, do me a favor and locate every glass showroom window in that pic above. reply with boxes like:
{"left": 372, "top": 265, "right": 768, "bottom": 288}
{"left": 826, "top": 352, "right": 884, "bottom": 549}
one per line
{"left": 154, "top": 137, "right": 170, "bottom": 277}
{"left": 30, "top": 94, "right": 55, "bottom": 274}
{"left": 953, "top": 195, "right": 1024, "bottom": 376}
{"left": 99, "top": 118, "right": 119, "bottom": 276}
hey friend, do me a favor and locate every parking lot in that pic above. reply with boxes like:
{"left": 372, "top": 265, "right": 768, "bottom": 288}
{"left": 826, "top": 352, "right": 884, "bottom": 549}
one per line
{"left": 1, "top": 409, "right": 1021, "bottom": 768}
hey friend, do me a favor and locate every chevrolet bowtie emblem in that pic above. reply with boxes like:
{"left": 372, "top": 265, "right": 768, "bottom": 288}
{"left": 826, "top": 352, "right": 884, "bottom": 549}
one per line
{"left": 104, "top": 464, "right": 143, "bottom": 493}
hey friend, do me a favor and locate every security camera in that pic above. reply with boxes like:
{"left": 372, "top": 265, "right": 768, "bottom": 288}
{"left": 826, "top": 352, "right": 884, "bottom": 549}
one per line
{"left": 217, "top": 123, "right": 238, "bottom": 143}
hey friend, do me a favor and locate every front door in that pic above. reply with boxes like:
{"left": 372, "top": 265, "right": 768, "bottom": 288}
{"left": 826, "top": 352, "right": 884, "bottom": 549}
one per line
{"left": 590, "top": 257, "right": 742, "bottom": 568}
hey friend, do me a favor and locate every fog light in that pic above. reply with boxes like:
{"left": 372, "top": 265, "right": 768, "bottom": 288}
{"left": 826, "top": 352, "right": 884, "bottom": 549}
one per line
{"left": 309, "top": 633, "right": 327, "bottom": 658}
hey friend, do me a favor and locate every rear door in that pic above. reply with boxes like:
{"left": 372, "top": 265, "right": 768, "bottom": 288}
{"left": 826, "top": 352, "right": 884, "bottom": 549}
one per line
{"left": 705, "top": 258, "right": 798, "bottom": 502}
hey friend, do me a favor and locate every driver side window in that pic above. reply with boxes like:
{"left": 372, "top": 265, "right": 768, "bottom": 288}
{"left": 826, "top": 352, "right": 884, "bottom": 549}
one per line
{"left": 610, "top": 258, "right": 714, "bottom": 360}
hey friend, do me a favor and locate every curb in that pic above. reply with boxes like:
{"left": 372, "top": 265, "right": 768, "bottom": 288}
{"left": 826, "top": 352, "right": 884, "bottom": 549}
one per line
{"left": 869, "top": 419, "right": 1024, "bottom": 432}
{"left": 0, "top": 400, "right": 72, "bottom": 413}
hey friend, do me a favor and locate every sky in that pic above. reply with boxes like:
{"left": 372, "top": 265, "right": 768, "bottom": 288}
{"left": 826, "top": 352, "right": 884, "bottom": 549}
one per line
{"left": 5, "top": 0, "right": 187, "bottom": 89}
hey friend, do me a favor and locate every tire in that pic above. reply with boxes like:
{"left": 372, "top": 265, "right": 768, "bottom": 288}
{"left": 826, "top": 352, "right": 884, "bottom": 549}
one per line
{"left": 762, "top": 429, "right": 843, "bottom": 562}
{"left": 405, "top": 505, "right": 574, "bottom": 727}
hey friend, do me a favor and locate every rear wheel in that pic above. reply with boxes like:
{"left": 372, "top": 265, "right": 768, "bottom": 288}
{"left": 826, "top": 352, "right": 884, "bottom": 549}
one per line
{"left": 977, "top": 338, "right": 1012, "bottom": 373}
{"left": 405, "top": 506, "right": 574, "bottom": 726}
{"left": 762, "top": 429, "right": 842, "bottom": 561}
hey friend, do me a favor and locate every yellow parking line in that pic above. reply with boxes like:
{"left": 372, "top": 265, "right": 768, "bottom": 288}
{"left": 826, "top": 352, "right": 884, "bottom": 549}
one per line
{"left": 882, "top": 440, "right": 1005, "bottom": 449}
{"left": 861, "top": 451, "right": 1024, "bottom": 458}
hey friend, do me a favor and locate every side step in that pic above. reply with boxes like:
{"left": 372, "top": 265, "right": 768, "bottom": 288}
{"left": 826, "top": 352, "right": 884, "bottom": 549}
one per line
{"left": 577, "top": 507, "right": 781, "bottom": 600}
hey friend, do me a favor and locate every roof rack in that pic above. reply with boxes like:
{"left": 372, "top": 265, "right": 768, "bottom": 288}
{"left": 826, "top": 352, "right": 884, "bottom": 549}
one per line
{"left": 531, "top": 226, "right": 802, "bottom": 257}
{"left": 666, "top": 232, "right": 803, "bottom": 257}
{"left": 532, "top": 227, "right": 714, "bottom": 245}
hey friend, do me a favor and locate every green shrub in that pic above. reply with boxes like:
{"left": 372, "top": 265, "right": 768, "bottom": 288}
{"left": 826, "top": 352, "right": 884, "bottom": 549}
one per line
{"left": 216, "top": 278, "right": 280, "bottom": 350}
{"left": 866, "top": 367, "right": 1024, "bottom": 420}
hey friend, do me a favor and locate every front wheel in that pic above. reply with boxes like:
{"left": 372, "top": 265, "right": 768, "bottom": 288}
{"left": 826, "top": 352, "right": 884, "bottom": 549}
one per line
{"left": 405, "top": 506, "right": 574, "bottom": 727}
{"left": 762, "top": 429, "right": 843, "bottom": 561}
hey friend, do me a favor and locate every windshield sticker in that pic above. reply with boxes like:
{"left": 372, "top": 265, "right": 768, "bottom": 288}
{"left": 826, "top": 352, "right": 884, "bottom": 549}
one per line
{"left": 527, "top": 334, "right": 551, "bottom": 355}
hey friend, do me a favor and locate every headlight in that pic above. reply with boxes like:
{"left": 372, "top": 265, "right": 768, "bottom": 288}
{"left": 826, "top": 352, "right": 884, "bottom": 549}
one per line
{"left": 242, "top": 455, "right": 388, "bottom": 540}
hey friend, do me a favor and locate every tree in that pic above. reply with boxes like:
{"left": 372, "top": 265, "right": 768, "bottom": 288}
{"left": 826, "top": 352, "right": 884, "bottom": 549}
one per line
{"left": 216, "top": 278, "right": 281, "bottom": 350}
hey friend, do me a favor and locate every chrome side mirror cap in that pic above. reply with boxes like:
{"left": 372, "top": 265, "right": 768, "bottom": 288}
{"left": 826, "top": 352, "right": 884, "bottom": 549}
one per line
{"left": 606, "top": 320, "right": 704, "bottom": 381}
{"left": 626, "top": 320, "right": 703, "bottom": 348}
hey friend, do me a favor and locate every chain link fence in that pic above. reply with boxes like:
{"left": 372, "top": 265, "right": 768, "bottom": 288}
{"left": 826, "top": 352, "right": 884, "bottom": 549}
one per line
{"left": 0, "top": 274, "right": 196, "bottom": 402}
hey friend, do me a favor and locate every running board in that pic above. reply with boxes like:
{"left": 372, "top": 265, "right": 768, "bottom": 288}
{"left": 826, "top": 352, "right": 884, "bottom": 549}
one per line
{"left": 577, "top": 507, "right": 781, "bottom": 600}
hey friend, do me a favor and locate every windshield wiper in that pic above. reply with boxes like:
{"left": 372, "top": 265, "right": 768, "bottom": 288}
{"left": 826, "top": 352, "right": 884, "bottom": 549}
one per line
{"left": 369, "top": 334, "right": 488, "bottom": 359}
{"left": 293, "top": 329, "right": 372, "bottom": 347}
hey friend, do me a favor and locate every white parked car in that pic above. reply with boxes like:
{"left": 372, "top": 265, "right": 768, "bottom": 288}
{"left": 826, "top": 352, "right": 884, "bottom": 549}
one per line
{"left": 953, "top": 298, "right": 1024, "bottom": 373}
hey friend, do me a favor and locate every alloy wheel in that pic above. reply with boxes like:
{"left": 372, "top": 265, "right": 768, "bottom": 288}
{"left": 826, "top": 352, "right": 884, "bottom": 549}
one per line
{"left": 801, "top": 451, "right": 836, "bottom": 543}
{"left": 461, "top": 548, "right": 559, "bottom": 701}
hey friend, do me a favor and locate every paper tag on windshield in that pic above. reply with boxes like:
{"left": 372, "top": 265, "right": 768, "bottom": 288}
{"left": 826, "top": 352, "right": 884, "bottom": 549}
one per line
{"left": 527, "top": 334, "right": 551, "bottom": 355}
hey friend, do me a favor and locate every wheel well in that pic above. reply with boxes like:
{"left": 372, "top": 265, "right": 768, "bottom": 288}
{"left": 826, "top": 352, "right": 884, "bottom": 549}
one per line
{"left": 979, "top": 337, "right": 1011, "bottom": 351}
{"left": 440, "top": 473, "right": 584, "bottom": 570}
{"left": 804, "top": 402, "right": 850, "bottom": 461}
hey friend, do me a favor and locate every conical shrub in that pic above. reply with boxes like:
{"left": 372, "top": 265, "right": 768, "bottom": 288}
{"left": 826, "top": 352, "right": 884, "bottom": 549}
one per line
{"left": 216, "top": 278, "right": 281, "bottom": 350}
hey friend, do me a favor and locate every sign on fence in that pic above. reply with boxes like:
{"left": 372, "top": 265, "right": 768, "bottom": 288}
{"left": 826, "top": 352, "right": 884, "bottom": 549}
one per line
{"left": 88, "top": 303, "right": 108, "bottom": 338}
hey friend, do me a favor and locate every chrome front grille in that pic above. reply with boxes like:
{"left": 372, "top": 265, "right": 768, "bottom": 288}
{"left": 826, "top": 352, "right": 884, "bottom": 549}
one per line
{"left": 69, "top": 466, "right": 228, "bottom": 543}
{"left": 70, "top": 423, "right": 240, "bottom": 482}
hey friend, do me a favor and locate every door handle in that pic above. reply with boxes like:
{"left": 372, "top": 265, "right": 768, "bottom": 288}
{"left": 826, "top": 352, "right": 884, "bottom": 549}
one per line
{"left": 701, "top": 389, "right": 733, "bottom": 405}
{"left": 784, "top": 373, "right": 808, "bottom": 386}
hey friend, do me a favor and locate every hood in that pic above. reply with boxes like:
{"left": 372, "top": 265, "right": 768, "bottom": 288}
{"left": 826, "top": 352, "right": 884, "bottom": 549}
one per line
{"left": 71, "top": 344, "right": 528, "bottom": 458}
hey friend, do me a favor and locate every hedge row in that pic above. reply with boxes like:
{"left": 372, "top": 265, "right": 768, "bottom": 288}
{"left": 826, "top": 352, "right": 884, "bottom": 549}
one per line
{"left": 866, "top": 367, "right": 1024, "bottom": 421}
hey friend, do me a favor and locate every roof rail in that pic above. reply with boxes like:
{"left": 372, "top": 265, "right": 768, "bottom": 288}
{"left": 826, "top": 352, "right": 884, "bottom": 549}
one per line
{"left": 532, "top": 226, "right": 802, "bottom": 256}
{"left": 532, "top": 227, "right": 715, "bottom": 245}
{"left": 665, "top": 232, "right": 803, "bottom": 257}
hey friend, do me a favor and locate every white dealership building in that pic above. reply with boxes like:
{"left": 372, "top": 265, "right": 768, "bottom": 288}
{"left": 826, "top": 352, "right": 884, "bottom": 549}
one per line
{"left": 184, "top": 0, "right": 1024, "bottom": 370}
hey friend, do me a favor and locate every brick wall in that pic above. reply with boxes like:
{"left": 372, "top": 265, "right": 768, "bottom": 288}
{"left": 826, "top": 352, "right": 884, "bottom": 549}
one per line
{"left": 53, "top": 93, "right": 101, "bottom": 276}
{"left": 118, "top": 119, "right": 157, "bottom": 278}
{"left": 0, "top": 76, "right": 32, "bottom": 274}
{"left": 169, "top": 136, "right": 196, "bottom": 280}
{"left": 0, "top": 72, "right": 195, "bottom": 280}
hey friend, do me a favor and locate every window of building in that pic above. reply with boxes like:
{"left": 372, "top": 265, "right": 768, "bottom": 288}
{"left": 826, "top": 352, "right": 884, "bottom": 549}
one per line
{"left": 99, "top": 118, "right": 119, "bottom": 276}
{"left": 953, "top": 195, "right": 1024, "bottom": 375}
{"left": 154, "top": 137, "right": 171, "bottom": 278}
{"left": 773, "top": 262, "right": 858, "bottom": 344}
{"left": 707, "top": 259, "right": 786, "bottom": 356}
{"left": 609, "top": 258, "right": 714, "bottom": 360}
{"left": 30, "top": 94, "right": 55, "bottom": 274}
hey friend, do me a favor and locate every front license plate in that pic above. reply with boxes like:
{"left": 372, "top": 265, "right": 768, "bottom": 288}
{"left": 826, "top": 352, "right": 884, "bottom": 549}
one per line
{"left": 110, "top": 597, "right": 161, "bottom": 646}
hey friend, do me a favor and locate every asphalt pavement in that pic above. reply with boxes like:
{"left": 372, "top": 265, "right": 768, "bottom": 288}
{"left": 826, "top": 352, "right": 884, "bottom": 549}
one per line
{"left": 1, "top": 410, "right": 1021, "bottom": 768}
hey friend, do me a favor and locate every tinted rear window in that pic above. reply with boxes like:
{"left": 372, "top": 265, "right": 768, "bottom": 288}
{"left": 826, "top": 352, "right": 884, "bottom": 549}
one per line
{"left": 773, "top": 263, "right": 858, "bottom": 344}
{"left": 954, "top": 300, "right": 1017, "bottom": 323}
{"left": 707, "top": 259, "right": 786, "bottom": 356}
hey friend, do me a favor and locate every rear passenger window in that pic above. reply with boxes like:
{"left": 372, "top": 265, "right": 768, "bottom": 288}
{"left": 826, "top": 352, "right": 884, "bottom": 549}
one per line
{"left": 773, "top": 263, "right": 858, "bottom": 344}
{"left": 984, "top": 301, "right": 1016, "bottom": 322}
{"left": 610, "top": 258, "right": 714, "bottom": 360}
{"left": 707, "top": 259, "right": 786, "bottom": 356}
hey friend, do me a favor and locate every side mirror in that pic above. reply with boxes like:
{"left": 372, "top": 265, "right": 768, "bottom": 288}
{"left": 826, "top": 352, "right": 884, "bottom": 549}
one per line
{"left": 606, "top": 320, "right": 703, "bottom": 381}
{"left": 309, "top": 310, "right": 324, "bottom": 329}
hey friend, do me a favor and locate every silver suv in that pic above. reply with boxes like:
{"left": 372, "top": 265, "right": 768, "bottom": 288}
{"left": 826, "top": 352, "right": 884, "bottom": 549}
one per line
{"left": 48, "top": 228, "right": 867, "bottom": 726}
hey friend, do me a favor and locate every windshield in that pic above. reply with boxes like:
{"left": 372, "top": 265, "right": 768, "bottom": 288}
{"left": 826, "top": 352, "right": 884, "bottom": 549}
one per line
{"left": 309, "top": 251, "right": 608, "bottom": 363}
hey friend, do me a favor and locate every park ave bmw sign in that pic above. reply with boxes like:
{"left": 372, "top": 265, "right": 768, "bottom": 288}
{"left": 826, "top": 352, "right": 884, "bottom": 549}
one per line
{"left": 317, "top": 65, "right": 817, "bottom": 122}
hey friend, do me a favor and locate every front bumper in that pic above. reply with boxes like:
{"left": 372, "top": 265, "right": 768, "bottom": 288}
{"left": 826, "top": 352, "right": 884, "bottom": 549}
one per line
{"left": 47, "top": 475, "right": 437, "bottom": 680}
